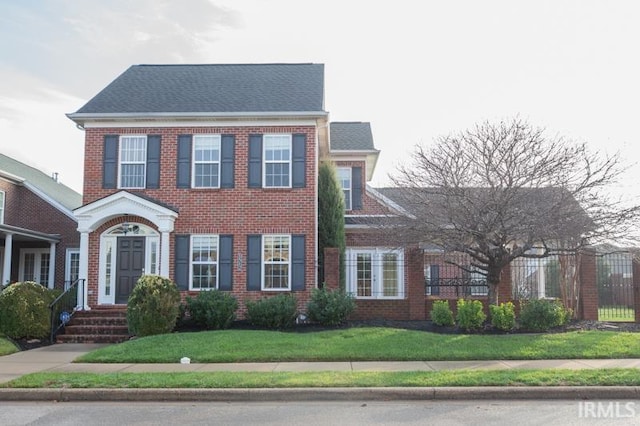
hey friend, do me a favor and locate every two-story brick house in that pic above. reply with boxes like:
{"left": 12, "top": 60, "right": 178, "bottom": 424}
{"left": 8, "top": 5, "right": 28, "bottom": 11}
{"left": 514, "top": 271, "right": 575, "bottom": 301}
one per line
{"left": 0, "top": 154, "right": 81, "bottom": 289}
{"left": 68, "top": 64, "right": 327, "bottom": 313}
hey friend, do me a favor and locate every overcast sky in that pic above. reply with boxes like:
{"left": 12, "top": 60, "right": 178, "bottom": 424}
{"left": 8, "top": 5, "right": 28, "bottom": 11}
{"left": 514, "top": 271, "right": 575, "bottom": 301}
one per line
{"left": 1, "top": 0, "right": 638, "bottom": 200}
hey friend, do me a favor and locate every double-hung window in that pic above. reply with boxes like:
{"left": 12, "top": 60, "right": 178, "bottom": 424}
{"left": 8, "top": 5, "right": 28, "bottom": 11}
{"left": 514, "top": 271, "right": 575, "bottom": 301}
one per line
{"left": 0, "top": 190, "right": 4, "bottom": 224}
{"left": 263, "top": 135, "right": 291, "bottom": 188}
{"left": 119, "top": 135, "right": 147, "bottom": 189}
{"left": 193, "top": 135, "right": 221, "bottom": 188}
{"left": 190, "top": 235, "right": 219, "bottom": 290}
{"left": 346, "top": 248, "right": 404, "bottom": 299}
{"left": 263, "top": 235, "right": 290, "bottom": 290}
{"left": 336, "top": 167, "right": 352, "bottom": 210}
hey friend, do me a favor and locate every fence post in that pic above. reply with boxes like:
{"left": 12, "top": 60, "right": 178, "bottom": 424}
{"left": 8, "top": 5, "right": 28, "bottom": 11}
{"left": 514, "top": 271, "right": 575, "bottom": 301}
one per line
{"left": 633, "top": 258, "right": 640, "bottom": 324}
{"left": 580, "top": 251, "right": 598, "bottom": 320}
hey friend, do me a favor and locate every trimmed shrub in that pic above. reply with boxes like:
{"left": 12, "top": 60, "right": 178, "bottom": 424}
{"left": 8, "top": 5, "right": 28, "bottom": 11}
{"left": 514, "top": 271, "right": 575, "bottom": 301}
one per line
{"left": 246, "top": 294, "right": 298, "bottom": 329}
{"left": 0, "top": 281, "right": 56, "bottom": 339}
{"left": 490, "top": 302, "right": 516, "bottom": 331}
{"left": 456, "top": 299, "right": 487, "bottom": 332}
{"left": 186, "top": 290, "right": 238, "bottom": 330}
{"left": 127, "top": 275, "right": 181, "bottom": 337}
{"left": 519, "top": 299, "right": 568, "bottom": 332}
{"left": 306, "top": 287, "right": 355, "bottom": 326}
{"left": 430, "top": 300, "right": 454, "bottom": 327}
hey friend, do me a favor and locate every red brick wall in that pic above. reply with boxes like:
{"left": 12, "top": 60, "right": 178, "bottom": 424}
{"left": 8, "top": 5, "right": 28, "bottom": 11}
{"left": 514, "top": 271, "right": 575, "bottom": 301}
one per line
{"left": 82, "top": 126, "right": 317, "bottom": 314}
{"left": 0, "top": 178, "right": 79, "bottom": 287}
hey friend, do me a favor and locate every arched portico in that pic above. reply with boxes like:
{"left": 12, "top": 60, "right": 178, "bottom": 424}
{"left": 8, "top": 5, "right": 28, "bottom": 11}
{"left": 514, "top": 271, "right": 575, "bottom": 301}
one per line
{"left": 73, "top": 191, "right": 178, "bottom": 309}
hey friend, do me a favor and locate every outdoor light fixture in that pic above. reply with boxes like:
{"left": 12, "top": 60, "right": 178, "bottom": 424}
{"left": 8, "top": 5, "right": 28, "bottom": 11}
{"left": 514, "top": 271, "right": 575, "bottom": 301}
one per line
{"left": 121, "top": 215, "right": 139, "bottom": 235}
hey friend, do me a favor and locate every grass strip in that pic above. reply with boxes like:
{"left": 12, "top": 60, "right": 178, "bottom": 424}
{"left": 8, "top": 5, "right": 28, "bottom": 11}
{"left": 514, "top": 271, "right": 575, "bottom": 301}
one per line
{"left": 4, "top": 369, "right": 640, "bottom": 389}
{"left": 0, "top": 338, "right": 18, "bottom": 356}
{"left": 77, "top": 328, "right": 640, "bottom": 363}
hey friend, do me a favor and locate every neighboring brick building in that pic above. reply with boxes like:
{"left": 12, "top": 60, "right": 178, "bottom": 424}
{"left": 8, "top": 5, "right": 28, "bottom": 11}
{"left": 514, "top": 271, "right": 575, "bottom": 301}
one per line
{"left": 0, "top": 154, "right": 81, "bottom": 289}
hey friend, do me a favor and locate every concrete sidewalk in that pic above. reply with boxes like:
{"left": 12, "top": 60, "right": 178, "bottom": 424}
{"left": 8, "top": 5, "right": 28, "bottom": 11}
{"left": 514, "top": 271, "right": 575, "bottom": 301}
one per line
{"left": 1, "top": 344, "right": 639, "bottom": 401}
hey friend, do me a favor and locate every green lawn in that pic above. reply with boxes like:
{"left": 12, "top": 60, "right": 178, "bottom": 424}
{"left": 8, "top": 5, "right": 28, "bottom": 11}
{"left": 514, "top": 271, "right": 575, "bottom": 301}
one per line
{"left": 5, "top": 369, "right": 640, "bottom": 388}
{"left": 0, "top": 337, "right": 18, "bottom": 356}
{"left": 599, "top": 307, "right": 635, "bottom": 322}
{"left": 77, "top": 328, "right": 640, "bottom": 363}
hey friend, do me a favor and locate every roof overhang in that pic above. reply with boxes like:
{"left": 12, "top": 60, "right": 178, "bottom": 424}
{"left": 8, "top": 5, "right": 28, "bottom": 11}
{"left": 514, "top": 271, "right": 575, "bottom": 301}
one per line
{"left": 328, "top": 149, "right": 380, "bottom": 180}
{"left": 67, "top": 111, "right": 329, "bottom": 128}
{"left": 0, "top": 224, "right": 61, "bottom": 243}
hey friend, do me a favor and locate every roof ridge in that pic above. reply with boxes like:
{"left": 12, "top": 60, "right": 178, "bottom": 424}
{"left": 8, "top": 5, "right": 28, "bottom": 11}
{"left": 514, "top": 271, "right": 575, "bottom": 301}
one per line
{"left": 134, "top": 63, "right": 321, "bottom": 67}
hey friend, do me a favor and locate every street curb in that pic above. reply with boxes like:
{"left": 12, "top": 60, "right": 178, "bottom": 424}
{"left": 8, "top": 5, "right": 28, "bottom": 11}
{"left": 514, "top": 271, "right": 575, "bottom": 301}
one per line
{"left": 0, "top": 386, "right": 638, "bottom": 402}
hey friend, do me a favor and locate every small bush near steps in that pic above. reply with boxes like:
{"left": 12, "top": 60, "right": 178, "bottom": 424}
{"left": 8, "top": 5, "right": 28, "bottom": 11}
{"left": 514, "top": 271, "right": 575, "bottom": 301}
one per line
{"left": 127, "top": 275, "right": 181, "bottom": 337}
{"left": 0, "top": 281, "right": 56, "bottom": 339}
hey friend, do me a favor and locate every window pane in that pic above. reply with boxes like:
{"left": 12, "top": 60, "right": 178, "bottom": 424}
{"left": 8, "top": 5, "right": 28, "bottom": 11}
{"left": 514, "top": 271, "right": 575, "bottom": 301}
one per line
{"left": 264, "top": 264, "right": 289, "bottom": 289}
{"left": 356, "top": 253, "right": 372, "bottom": 297}
{"left": 39, "top": 253, "right": 50, "bottom": 286}
{"left": 23, "top": 253, "right": 35, "bottom": 282}
{"left": 120, "top": 136, "right": 147, "bottom": 188}
{"left": 121, "top": 164, "right": 145, "bottom": 188}
{"left": 382, "top": 253, "right": 398, "bottom": 297}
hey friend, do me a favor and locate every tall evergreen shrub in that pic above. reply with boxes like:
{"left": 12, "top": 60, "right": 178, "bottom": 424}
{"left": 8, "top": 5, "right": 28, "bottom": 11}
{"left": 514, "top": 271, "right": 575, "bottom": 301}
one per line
{"left": 318, "top": 162, "right": 346, "bottom": 288}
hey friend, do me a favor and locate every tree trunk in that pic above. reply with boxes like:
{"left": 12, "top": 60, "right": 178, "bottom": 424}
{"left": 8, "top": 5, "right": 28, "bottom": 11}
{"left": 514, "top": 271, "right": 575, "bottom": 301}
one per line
{"left": 486, "top": 263, "right": 502, "bottom": 306}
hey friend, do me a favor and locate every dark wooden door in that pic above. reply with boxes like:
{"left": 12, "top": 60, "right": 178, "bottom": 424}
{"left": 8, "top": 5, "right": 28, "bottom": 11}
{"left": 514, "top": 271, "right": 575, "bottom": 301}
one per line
{"left": 116, "top": 237, "right": 145, "bottom": 304}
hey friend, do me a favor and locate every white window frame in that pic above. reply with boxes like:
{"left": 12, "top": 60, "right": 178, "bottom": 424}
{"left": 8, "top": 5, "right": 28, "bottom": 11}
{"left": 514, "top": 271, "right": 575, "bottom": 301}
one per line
{"left": 346, "top": 248, "right": 404, "bottom": 299}
{"left": 0, "top": 190, "right": 5, "bottom": 224}
{"left": 18, "top": 248, "right": 50, "bottom": 286}
{"left": 189, "top": 234, "right": 219, "bottom": 290}
{"left": 65, "top": 248, "right": 80, "bottom": 289}
{"left": 336, "top": 167, "right": 352, "bottom": 210}
{"left": 263, "top": 134, "right": 292, "bottom": 188}
{"left": 118, "top": 135, "right": 147, "bottom": 189}
{"left": 262, "top": 234, "right": 291, "bottom": 291}
{"left": 192, "top": 135, "right": 221, "bottom": 188}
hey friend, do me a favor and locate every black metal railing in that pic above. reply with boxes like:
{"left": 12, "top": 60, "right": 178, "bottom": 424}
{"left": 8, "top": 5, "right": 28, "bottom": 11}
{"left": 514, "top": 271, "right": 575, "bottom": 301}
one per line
{"left": 49, "top": 279, "right": 84, "bottom": 343}
{"left": 425, "top": 278, "right": 489, "bottom": 297}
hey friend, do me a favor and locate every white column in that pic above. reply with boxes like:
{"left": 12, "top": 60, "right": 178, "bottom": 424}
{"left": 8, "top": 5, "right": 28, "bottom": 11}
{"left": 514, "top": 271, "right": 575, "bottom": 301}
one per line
{"left": 78, "top": 231, "right": 90, "bottom": 310}
{"left": 160, "top": 231, "right": 170, "bottom": 278}
{"left": 48, "top": 242, "right": 56, "bottom": 289}
{"left": 2, "top": 233, "right": 12, "bottom": 285}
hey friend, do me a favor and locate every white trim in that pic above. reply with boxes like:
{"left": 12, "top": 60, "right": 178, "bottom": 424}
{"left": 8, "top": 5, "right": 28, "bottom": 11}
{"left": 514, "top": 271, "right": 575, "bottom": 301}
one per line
{"left": 22, "top": 182, "right": 77, "bottom": 221}
{"left": 336, "top": 167, "right": 352, "bottom": 211}
{"left": 0, "top": 190, "right": 5, "bottom": 224}
{"left": 65, "top": 248, "right": 80, "bottom": 287}
{"left": 68, "top": 111, "right": 327, "bottom": 125}
{"left": 70, "top": 115, "right": 327, "bottom": 130}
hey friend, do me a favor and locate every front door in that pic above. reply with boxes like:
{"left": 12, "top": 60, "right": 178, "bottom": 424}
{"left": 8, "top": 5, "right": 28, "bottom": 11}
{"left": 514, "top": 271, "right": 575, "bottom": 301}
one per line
{"left": 116, "top": 237, "right": 145, "bottom": 304}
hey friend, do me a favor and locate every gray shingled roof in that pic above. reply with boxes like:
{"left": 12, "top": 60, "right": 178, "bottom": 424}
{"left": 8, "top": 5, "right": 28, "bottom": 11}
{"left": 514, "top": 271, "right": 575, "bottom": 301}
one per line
{"left": 0, "top": 154, "right": 82, "bottom": 211}
{"left": 330, "top": 122, "right": 376, "bottom": 151}
{"left": 73, "top": 63, "right": 325, "bottom": 115}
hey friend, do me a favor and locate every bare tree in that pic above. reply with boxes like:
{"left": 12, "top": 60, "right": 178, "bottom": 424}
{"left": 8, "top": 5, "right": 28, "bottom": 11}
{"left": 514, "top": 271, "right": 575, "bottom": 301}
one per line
{"left": 388, "top": 118, "right": 639, "bottom": 306}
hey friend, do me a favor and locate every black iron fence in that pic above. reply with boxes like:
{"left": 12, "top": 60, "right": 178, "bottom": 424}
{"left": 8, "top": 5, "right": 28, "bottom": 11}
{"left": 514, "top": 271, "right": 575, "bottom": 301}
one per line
{"left": 596, "top": 252, "right": 635, "bottom": 322}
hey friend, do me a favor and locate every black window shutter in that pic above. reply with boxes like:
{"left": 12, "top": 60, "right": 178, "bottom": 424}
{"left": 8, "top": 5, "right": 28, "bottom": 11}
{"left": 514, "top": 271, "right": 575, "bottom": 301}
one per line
{"left": 103, "top": 135, "right": 118, "bottom": 189}
{"left": 292, "top": 134, "right": 306, "bottom": 188}
{"left": 220, "top": 135, "right": 235, "bottom": 188}
{"left": 351, "top": 167, "right": 363, "bottom": 210}
{"left": 219, "top": 235, "right": 233, "bottom": 291}
{"left": 247, "top": 235, "right": 262, "bottom": 291}
{"left": 430, "top": 264, "right": 440, "bottom": 296}
{"left": 177, "top": 135, "right": 192, "bottom": 188}
{"left": 248, "top": 135, "right": 262, "bottom": 188}
{"left": 174, "top": 235, "right": 190, "bottom": 291}
{"left": 291, "top": 235, "right": 305, "bottom": 291}
{"left": 146, "top": 135, "right": 161, "bottom": 189}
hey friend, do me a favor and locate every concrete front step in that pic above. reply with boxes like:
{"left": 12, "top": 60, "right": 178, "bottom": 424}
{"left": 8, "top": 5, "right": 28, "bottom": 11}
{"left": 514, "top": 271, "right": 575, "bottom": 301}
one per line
{"left": 56, "top": 334, "right": 131, "bottom": 344}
